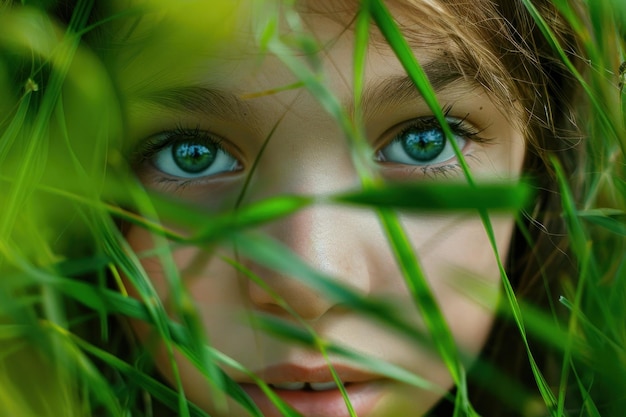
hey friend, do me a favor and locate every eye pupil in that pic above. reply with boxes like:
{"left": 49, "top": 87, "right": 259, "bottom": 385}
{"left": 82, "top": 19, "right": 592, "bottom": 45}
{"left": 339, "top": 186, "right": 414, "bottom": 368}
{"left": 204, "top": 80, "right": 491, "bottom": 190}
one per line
{"left": 401, "top": 129, "right": 446, "bottom": 162}
{"left": 172, "top": 141, "right": 217, "bottom": 173}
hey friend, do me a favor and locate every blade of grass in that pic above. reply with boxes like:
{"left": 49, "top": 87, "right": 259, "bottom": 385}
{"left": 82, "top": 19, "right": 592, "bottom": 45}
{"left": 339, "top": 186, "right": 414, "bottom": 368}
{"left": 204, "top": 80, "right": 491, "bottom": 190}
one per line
{"left": 333, "top": 181, "right": 531, "bottom": 212}
{"left": 366, "top": 2, "right": 483, "bottom": 414}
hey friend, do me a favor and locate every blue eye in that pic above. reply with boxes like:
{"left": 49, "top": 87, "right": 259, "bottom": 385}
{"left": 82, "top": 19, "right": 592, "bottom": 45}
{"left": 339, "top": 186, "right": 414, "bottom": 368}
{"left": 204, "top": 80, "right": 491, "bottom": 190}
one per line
{"left": 149, "top": 132, "right": 241, "bottom": 179}
{"left": 378, "top": 118, "right": 469, "bottom": 166}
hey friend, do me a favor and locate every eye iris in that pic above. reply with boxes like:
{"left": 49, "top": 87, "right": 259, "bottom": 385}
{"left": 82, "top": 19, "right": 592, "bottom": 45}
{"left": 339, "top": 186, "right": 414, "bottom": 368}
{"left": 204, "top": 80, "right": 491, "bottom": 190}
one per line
{"left": 172, "top": 142, "right": 216, "bottom": 173}
{"left": 401, "top": 128, "right": 446, "bottom": 162}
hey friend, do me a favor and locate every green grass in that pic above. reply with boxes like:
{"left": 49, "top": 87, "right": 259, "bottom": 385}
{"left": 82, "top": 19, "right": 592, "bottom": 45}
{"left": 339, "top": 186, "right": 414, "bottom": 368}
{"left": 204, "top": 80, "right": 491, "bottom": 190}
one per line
{"left": 1, "top": 0, "right": 625, "bottom": 416}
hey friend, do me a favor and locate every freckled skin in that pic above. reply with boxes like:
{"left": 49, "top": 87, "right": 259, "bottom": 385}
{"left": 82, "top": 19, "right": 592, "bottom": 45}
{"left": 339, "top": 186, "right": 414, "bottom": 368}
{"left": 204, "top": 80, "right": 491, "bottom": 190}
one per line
{"left": 121, "top": 1, "right": 526, "bottom": 416}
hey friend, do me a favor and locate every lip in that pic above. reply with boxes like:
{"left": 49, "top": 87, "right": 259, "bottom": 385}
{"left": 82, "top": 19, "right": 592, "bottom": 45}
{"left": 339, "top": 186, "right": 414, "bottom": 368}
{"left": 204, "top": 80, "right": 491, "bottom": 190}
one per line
{"left": 239, "top": 364, "right": 385, "bottom": 417}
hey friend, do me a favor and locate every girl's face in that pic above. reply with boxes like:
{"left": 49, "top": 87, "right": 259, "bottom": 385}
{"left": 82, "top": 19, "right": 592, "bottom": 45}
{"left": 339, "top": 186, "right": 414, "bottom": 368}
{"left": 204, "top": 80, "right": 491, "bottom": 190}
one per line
{"left": 119, "top": 1, "right": 525, "bottom": 416}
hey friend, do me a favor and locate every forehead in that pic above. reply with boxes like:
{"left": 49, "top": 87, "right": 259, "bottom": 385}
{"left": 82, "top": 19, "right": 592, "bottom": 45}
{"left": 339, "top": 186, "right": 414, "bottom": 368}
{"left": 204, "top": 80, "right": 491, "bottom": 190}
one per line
{"left": 100, "top": 0, "right": 516, "bottom": 118}
{"left": 101, "top": 0, "right": 491, "bottom": 73}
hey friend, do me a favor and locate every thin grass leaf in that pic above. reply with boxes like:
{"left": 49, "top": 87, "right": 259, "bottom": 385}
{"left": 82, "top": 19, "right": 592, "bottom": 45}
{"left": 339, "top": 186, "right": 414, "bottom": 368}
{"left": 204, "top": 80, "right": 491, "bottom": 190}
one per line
{"left": 353, "top": 1, "right": 370, "bottom": 122}
{"left": 261, "top": 5, "right": 375, "bottom": 184}
{"left": 375, "top": 209, "right": 477, "bottom": 417}
{"left": 210, "top": 349, "right": 304, "bottom": 417}
{"left": 481, "top": 211, "right": 560, "bottom": 416}
{"left": 572, "top": 369, "right": 603, "bottom": 417}
{"left": 0, "top": 91, "right": 31, "bottom": 162}
{"left": 177, "top": 297, "right": 229, "bottom": 413}
{"left": 222, "top": 256, "right": 357, "bottom": 416}
{"left": 557, "top": 239, "right": 594, "bottom": 417}
{"left": 117, "top": 193, "right": 313, "bottom": 245}
{"left": 0, "top": 1, "right": 92, "bottom": 238}
{"left": 40, "top": 322, "right": 126, "bottom": 417}
{"left": 558, "top": 296, "right": 625, "bottom": 357}
{"left": 365, "top": 3, "right": 486, "bottom": 413}
{"left": 503, "top": 300, "right": 581, "bottom": 356}
{"left": 552, "top": 159, "right": 619, "bottom": 334}
{"left": 520, "top": 0, "right": 624, "bottom": 157}
{"left": 366, "top": 0, "right": 475, "bottom": 188}
{"left": 172, "top": 344, "right": 266, "bottom": 417}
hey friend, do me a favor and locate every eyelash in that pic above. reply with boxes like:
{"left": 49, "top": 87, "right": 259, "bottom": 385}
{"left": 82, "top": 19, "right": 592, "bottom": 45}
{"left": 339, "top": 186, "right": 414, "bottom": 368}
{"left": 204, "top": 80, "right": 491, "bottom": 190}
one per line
{"left": 396, "top": 115, "right": 485, "bottom": 142}
{"left": 376, "top": 108, "right": 489, "bottom": 176}
{"left": 132, "top": 124, "right": 226, "bottom": 164}
{"left": 131, "top": 124, "right": 237, "bottom": 190}
{"left": 409, "top": 105, "right": 485, "bottom": 140}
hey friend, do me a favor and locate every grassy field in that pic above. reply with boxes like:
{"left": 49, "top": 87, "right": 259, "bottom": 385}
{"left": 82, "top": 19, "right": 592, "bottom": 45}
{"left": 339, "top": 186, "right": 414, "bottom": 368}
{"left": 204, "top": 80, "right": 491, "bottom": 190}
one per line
{"left": 0, "top": 0, "right": 625, "bottom": 416}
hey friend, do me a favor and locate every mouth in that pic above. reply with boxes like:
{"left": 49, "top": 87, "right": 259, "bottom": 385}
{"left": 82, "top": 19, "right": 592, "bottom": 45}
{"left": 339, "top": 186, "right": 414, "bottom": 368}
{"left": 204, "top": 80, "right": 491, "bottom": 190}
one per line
{"left": 238, "top": 364, "right": 385, "bottom": 417}
{"left": 269, "top": 381, "right": 344, "bottom": 391}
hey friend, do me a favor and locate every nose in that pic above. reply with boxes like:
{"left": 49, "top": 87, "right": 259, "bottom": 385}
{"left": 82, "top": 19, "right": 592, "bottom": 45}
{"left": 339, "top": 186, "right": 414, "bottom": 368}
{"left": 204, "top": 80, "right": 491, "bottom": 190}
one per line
{"left": 245, "top": 203, "right": 376, "bottom": 322}
{"left": 239, "top": 100, "right": 384, "bottom": 321}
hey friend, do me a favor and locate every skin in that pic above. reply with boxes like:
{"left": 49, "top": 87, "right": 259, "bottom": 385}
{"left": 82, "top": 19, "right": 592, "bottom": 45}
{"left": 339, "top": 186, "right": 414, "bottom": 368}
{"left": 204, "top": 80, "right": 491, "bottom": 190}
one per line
{"left": 117, "top": 1, "right": 526, "bottom": 415}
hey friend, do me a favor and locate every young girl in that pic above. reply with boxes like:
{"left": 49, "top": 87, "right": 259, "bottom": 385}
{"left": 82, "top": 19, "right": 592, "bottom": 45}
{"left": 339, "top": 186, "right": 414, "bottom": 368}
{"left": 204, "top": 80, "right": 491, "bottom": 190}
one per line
{"left": 0, "top": 0, "right": 623, "bottom": 416}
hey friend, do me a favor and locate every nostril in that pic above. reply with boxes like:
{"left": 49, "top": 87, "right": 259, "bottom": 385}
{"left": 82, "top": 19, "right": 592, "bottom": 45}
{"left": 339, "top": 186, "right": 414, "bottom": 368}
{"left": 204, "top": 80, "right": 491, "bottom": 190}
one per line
{"left": 245, "top": 270, "right": 335, "bottom": 321}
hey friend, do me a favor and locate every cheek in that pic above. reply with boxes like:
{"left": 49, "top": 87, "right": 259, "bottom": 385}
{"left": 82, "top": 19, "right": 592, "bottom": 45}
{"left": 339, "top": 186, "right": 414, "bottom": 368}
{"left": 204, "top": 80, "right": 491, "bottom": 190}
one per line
{"left": 123, "top": 212, "right": 511, "bottom": 353}
{"left": 402, "top": 214, "right": 514, "bottom": 354}
{"left": 122, "top": 225, "right": 266, "bottom": 370}
{"left": 124, "top": 225, "right": 237, "bottom": 300}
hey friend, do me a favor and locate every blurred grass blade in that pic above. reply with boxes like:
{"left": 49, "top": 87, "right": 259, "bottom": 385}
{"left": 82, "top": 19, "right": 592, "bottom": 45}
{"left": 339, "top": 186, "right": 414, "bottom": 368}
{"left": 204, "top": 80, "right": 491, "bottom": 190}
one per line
{"left": 333, "top": 181, "right": 531, "bottom": 211}
{"left": 577, "top": 209, "right": 626, "bottom": 236}
{"left": 252, "top": 313, "right": 448, "bottom": 396}
{"left": 64, "top": 331, "right": 210, "bottom": 417}
{"left": 190, "top": 195, "right": 313, "bottom": 243}
{"left": 231, "top": 232, "right": 434, "bottom": 348}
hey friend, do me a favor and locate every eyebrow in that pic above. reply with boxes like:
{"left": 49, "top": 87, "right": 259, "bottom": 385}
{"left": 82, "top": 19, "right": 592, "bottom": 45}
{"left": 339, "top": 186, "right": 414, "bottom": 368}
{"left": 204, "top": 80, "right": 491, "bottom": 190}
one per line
{"left": 139, "top": 86, "right": 254, "bottom": 121}
{"left": 357, "top": 58, "right": 472, "bottom": 117}
{"left": 136, "top": 57, "right": 473, "bottom": 121}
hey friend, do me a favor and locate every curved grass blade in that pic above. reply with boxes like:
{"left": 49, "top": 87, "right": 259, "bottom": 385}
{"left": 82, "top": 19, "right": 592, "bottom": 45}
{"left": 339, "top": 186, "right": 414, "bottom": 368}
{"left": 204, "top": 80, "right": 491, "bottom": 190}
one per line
{"left": 231, "top": 232, "right": 432, "bottom": 349}
{"left": 251, "top": 313, "right": 449, "bottom": 397}
{"left": 99, "top": 220, "right": 193, "bottom": 417}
